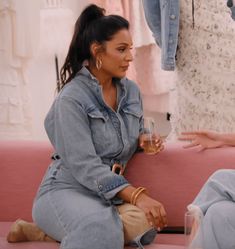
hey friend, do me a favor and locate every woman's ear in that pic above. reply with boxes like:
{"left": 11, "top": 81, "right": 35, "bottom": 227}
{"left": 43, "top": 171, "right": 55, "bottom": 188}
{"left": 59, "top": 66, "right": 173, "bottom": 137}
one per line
{"left": 90, "top": 42, "right": 103, "bottom": 58}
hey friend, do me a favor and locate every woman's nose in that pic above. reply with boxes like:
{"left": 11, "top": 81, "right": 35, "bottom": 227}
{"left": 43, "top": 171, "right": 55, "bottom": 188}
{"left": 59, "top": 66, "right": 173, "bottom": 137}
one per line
{"left": 125, "top": 50, "right": 133, "bottom": 62}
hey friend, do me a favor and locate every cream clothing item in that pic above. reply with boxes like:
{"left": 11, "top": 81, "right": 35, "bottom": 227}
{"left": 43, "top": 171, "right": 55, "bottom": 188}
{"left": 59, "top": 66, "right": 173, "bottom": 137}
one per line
{"left": 168, "top": 0, "right": 235, "bottom": 140}
{"left": 118, "top": 203, "right": 153, "bottom": 244}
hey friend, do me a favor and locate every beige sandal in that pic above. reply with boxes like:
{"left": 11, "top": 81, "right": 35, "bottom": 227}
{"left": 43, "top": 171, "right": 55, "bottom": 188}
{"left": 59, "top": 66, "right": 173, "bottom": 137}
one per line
{"left": 7, "top": 219, "right": 56, "bottom": 243}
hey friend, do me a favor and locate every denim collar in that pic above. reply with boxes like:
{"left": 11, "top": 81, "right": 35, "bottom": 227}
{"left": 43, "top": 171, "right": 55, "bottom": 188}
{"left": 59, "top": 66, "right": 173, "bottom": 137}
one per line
{"left": 76, "top": 66, "right": 127, "bottom": 111}
{"left": 77, "top": 66, "right": 126, "bottom": 90}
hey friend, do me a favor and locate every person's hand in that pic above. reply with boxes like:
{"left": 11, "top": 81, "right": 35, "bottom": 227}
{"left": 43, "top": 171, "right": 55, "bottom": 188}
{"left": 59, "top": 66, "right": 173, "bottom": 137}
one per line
{"left": 135, "top": 193, "right": 167, "bottom": 231}
{"left": 139, "top": 133, "right": 164, "bottom": 154}
{"left": 179, "top": 130, "right": 224, "bottom": 150}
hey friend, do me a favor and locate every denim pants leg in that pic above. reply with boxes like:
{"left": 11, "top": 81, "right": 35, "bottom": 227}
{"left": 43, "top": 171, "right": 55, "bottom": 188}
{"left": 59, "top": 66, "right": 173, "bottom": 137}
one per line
{"left": 188, "top": 169, "right": 235, "bottom": 249}
{"left": 32, "top": 188, "right": 124, "bottom": 249}
{"left": 189, "top": 169, "right": 235, "bottom": 214}
{"left": 190, "top": 201, "right": 235, "bottom": 249}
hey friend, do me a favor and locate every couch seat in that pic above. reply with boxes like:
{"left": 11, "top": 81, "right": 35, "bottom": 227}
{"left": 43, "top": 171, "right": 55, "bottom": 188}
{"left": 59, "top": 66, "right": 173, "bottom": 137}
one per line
{"left": 0, "top": 222, "right": 185, "bottom": 249}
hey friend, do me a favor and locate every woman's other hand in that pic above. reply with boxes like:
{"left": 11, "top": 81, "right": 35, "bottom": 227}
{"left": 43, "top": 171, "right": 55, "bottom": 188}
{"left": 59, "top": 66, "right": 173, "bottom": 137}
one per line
{"left": 135, "top": 193, "right": 167, "bottom": 231}
{"left": 178, "top": 130, "right": 224, "bottom": 150}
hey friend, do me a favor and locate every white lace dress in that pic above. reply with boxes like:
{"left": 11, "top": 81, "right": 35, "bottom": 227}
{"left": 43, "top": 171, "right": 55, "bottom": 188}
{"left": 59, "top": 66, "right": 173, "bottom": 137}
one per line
{"left": 168, "top": 0, "right": 235, "bottom": 140}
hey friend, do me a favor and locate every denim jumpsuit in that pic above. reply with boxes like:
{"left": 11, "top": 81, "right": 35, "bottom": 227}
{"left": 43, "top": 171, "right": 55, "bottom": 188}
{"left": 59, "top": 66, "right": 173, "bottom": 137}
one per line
{"left": 32, "top": 67, "right": 150, "bottom": 249}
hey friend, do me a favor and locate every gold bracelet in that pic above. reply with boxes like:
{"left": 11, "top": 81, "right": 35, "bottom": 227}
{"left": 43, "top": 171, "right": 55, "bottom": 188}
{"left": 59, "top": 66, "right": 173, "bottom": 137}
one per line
{"left": 130, "top": 187, "right": 147, "bottom": 205}
{"left": 130, "top": 187, "right": 141, "bottom": 205}
{"left": 132, "top": 187, "right": 147, "bottom": 205}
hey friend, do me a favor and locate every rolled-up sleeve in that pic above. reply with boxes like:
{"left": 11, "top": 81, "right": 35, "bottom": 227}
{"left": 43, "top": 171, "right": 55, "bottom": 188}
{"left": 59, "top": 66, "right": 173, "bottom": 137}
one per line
{"left": 48, "top": 96, "right": 130, "bottom": 201}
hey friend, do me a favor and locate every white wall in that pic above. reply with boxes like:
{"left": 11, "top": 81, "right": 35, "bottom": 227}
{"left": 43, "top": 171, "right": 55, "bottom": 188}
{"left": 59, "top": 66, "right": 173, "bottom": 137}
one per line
{"left": 0, "top": 0, "right": 91, "bottom": 141}
{"left": 26, "top": 0, "right": 90, "bottom": 140}
{"left": 1, "top": 0, "right": 172, "bottom": 141}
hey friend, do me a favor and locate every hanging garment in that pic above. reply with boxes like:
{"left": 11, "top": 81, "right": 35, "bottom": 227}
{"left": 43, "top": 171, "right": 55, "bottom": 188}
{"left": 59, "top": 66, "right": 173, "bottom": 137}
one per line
{"left": 0, "top": 0, "right": 41, "bottom": 139}
{"left": 168, "top": 0, "right": 235, "bottom": 140}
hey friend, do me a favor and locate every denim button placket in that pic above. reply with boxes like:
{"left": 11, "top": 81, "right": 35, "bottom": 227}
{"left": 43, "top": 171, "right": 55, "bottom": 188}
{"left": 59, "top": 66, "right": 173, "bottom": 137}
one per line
{"left": 98, "top": 185, "right": 103, "bottom": 190}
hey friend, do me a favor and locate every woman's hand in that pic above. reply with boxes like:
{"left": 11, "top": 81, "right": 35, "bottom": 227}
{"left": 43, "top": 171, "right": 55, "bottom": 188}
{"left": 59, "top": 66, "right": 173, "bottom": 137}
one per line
{"left": 135, "top": 193, "right": 167, "bottom": 231}
{"left": 139, "top": 133, "right": 164, "bottom": 154}
{"left": 179, "top": 130, "right": 224, "bottom": 150}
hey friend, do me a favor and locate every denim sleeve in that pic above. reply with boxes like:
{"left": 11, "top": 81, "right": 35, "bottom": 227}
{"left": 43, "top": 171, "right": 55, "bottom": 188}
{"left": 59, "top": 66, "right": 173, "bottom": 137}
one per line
{"left": 227, "top": 0, "right": 235, "bottom": 20}
{"left": 142, "top": 0, "right": 162, "bottom": 47}
{"left": 51, "top": 96, "right": 130, "bottom": 202}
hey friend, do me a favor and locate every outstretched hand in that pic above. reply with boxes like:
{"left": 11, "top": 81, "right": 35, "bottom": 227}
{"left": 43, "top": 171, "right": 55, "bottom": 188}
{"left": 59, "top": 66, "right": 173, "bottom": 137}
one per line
{"left": 179, "top": 130, "right": 224, "bottom": 150}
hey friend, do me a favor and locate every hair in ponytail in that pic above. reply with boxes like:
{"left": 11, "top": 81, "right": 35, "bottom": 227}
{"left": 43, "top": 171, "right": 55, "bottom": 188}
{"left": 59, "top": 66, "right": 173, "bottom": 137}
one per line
{"left": 60, "top": 4, "right": 129, "bottom": 90}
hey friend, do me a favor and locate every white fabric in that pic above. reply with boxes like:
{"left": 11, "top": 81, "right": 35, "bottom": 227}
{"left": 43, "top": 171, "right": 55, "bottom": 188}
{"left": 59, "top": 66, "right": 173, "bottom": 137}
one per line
{"left": 168, "top": 0, "right": 235, "bottom": 140}
{"left": 24, "top": 6, "right": 75, "bottom": 140}
{"left": 127, "top": 0, "right": 155, "bottom": 47}
{"left": 39, "top": 7, "right": 75, "bottom": 56}
{"left": 11, "top": 0, "right": 41, "bottom": 58}
{"left": 0, "top": 0, "right": 41, "bottom": 61}
{"left": 0, "top": 0, "right": 41, "bottom": 139}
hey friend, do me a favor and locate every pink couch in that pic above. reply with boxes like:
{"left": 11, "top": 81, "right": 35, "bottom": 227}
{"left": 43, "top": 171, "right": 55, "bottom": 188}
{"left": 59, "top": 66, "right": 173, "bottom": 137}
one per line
{"left": 1, "top": 140, "right": 235, "bottom": 249}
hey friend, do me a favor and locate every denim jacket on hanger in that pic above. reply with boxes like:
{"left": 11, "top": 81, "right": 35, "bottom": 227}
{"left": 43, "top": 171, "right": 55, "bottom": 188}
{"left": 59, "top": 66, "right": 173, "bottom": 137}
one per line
{"left": 142, "top": 0, "right": 235, "bottom": 71}
{"left": 142, "top": 0, "right": 180, "bottom": 71}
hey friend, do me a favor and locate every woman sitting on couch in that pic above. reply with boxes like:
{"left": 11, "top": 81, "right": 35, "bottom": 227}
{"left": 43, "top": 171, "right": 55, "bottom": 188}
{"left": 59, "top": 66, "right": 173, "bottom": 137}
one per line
{"left": 181, "top": 130, "right": 235, "bottom": 249}
{"left": 7, "top": 4, "right": 166, "bottom": 249}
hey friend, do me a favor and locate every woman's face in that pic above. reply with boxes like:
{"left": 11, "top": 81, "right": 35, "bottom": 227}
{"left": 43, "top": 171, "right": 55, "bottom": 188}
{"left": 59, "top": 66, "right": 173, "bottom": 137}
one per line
{"left": 99, "top": 29, "right": 133, "bottom": 79}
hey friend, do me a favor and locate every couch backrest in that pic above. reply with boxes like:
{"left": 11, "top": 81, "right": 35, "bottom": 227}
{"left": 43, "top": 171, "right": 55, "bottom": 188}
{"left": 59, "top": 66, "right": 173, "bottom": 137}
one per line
{"left": 125, "top": 142, "right": 235, "bottom": 227}
{"left": 1, "top": 140, "right": 235, "bottom": 227}
{"left": 0, "top": 140, "right": 53, "bottom": 221}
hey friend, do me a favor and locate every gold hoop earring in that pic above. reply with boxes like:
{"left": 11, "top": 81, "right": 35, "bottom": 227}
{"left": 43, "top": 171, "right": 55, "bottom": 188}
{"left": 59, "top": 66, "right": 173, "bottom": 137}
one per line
{"left": 96, "top": 58, "right": 102, "bottom": 70}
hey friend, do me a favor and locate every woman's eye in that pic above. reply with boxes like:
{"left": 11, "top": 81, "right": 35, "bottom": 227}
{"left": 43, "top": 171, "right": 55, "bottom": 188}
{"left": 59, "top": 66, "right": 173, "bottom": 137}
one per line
{"left": 118, "top": 48, "right": 126, "bottom": 52}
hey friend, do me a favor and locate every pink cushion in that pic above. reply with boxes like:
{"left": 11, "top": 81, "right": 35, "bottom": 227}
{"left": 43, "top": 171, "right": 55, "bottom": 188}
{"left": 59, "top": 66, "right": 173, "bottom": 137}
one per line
{"left": 1, "top": 140, "right": 235, "bottom": 248}
{"left": 125, "top": 142, "right": 235, "bottom": 226}
{"left": 0, "top": 239, "right": 184, "bottom": 249}
{"left": 0, "top": 239, "right": 59, "bottom": 249}
{"left": 125, "top": 245, "right": 184, "bottom": 249}
{"left": 156, "top": 234, "right": 185, "bottom": 245}
{"left": 0, "top": 222, "right": 185, "bottom": 249}
{"left": 0, "top": 141, "right": 53, "bottom": 221}
{"left": 1, "top": 223, "right": 184, "bottom": 249}
{"left": 0, "top": 222, "right": 11, "bottom": 237}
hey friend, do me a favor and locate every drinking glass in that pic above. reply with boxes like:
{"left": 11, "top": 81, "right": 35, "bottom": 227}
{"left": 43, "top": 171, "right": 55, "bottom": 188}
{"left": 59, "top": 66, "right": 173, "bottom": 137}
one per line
{"left": 142, "top": 117, "right": 159, "bottom": 155}
{"left": 184, "top": 211, "right": 202, "bottom": 249}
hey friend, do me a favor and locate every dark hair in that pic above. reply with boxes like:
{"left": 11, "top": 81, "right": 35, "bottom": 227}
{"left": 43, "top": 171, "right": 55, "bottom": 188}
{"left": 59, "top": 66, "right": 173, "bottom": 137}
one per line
{"left": 59, "top": 4, "right": 129, "bottom": 90}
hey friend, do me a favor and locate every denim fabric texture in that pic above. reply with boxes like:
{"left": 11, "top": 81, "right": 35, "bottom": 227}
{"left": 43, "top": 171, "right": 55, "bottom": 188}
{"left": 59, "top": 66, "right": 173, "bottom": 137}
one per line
{"left": 189, "top": 169, "right": 235, "bottom": 249}
{"left": 142, "top": 0, "right": 180, "bottom": 71}
{"left": 33, "top": 67, "right": 146, "bottom": 249}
